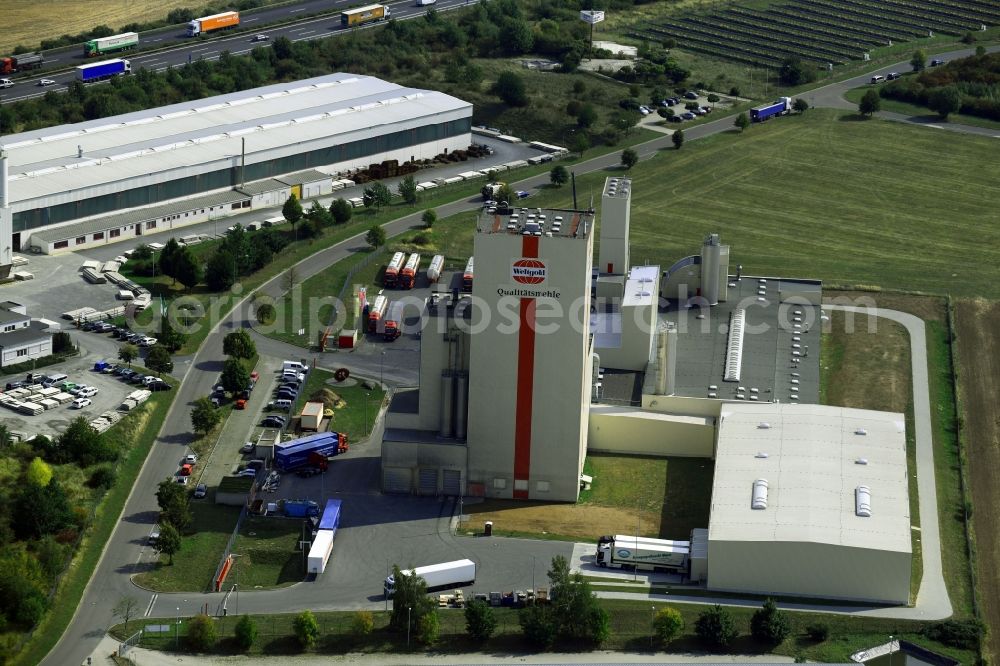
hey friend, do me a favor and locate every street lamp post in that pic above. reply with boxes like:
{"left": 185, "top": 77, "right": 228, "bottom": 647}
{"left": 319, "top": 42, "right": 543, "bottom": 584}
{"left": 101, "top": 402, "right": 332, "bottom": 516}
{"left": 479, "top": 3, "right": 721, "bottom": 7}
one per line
{"left": 406, "top": 605, "right": 412, "bottom": 647}
{"left": 380, "top": 350, "right": 385, "bottom": 387}
{"left": 889, "top": 635, "right": 894, "bottom": 666}
{"left": 175, "top": 607, "right": 180, "bottom": 649}
{"left": 650, "top": 605, "right": 656, "bottom": 649}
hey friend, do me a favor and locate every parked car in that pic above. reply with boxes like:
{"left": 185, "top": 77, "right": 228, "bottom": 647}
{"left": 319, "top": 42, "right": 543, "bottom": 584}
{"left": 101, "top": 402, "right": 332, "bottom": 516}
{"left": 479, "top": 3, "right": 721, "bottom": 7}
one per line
{"left": 235, "top": 398, "right": 248, "bottom": 410}
{"left": 684, "top": 91, "right": 699, "bottom": 100}
{"left": 515, "top": 190, "right": 530, "bottom": 199}
{"left": 681, "top": 112, "right": 696, "bottom": 121}
{"left": 75, "top": 386, "right": 99, "bottom": 398}
{"left": 139, "top": 337, "right": 157, "bottom": 347}
{"left": 237, "top": 469, "right": 258, "bottom": 478}
{"left": 5, "top": 380, "right": 27, "bottom": 390}
{"left": 183, "top": 454, "right": 198, "bottom": 465}
{"left": 71, "top": 397, "right": 92, "bottom": 409}
{"left": 886, "top": 72, "right": 901, "bottom": 80}
{"left": 241, "top": 441, "right": 256, "bottom": 454}
{"left": 700, "top": 105, "right": 713, "bottom": 114}
{"left": 149, "top": 525, "right": 161, "bottom": 545}
{"left": 930, "top": 59, "right": 945, "bottom": 67}
{"left": 261, "top": 416, "right": 286, "bottom": 428}
{"left": 669, "top": 115, "right": 683, "bottom": 123}
{"left": 175, "top": 476, "right": 190, "bottom": 485}
{"left": 193, "top": 484, "right": 207, "bottom": 499}
{"left": 147, "top": 379, "right": 172, "bottom": 391}
{"left": 638, "top": 105, "right": 650, "bottom": 116}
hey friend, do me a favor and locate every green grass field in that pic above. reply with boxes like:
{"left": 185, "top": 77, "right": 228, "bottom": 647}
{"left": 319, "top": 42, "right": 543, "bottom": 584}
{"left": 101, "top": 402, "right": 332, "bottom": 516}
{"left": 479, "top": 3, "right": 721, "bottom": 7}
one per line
{"left": 434, "top": 109, "right": 1000, "bottom": 299}
{"left": 111, "top": 598, "right": 975, "bottom": 663}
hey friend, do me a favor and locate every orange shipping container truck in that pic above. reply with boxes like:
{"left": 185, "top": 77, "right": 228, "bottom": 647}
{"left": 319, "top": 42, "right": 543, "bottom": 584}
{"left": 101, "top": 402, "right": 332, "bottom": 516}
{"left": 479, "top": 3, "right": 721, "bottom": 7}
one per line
{"left": 187, "top": 11, "right": 240, "bottom": 36}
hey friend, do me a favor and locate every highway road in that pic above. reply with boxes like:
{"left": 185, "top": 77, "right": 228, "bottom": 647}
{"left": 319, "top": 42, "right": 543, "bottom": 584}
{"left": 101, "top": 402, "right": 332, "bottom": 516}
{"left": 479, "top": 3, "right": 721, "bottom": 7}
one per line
{"left": 1, "top": 0, "right": 474, "bottom": 104}
{"left": 41, "top": 43, "right": 999, "bottom": 665}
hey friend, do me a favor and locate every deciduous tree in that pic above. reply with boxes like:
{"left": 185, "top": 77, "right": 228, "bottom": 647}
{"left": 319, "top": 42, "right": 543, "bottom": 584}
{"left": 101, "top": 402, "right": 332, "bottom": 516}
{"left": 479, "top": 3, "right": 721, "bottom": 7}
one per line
{"left": 549, "top": 165, "right": 569, "bottom": 187}
{"left": 330, "top": 198, "right": 353, "bottom": 225}
{"left": 911, "top": 49, "right": 927, "bottom": 72}
{"left": 927, "top": 85, "right": 961, "bottom": 119}
{"left": 155, "top": 523, "right": 181, "bottom": 564}
{"left": 119, "top": 343, "right": 138, "bottom": 366}
{"left": 293, "top": 610, "right": 320, "bottom": 649}
{"left": 220, "top": 357, "right": 250, "bottom": 396}
{"left": 156, "top": 478, "right": 192, "bottom": 531}
{"left": 695, "top": 605, "right": 738, "bottom": 648}
{"left": 191, "top": 397, "right": 220, "bottom": 436}
{"left": 621, "top": 148, "right": 639, "bottom": 170}
{"left": 672, "top": 128, "right": 684, "bottom": 150}
{"left": 398, "top": 175, "right": 418, "bottom": 205}
{"left": 734, "top": 112, "right": 750, "bottom": 132}
{"left": 859, "top": 89, "right": 881, "bottom": 117}
{"left": 465, "top": 599, "right": 497, "bottom": 642}
{"left": 113, "top": 596, "right": 140, "bottom": 635}
{"left": 222, "top": 329, "right": 256, "bottom": 360}
{"left": 366, "top": 225, "right": 386, "bottom": 249}
{"left": 422, "top": 209, "right": 437, "bottom": 228}
{"left": 145, "top": 345, "right": 173, "bottom": 374}
{"left": 282, "top": 193, "right": 303, "bottom": 228}
{"left": 186, "top": 613, "right": 217, "bottom": 651}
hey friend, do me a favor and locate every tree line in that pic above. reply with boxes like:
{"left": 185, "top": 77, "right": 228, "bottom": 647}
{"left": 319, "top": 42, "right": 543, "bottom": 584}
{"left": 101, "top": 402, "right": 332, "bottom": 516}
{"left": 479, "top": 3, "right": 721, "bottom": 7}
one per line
{"left": 881, "top": 50, "right": 1000, "bottom": 121}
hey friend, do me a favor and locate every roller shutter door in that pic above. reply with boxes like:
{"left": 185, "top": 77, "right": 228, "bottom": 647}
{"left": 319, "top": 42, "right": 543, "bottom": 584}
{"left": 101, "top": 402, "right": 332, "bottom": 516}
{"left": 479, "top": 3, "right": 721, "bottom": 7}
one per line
{"left": 418, "top": 468, "right": 438, "bottom": 496}
{"left": 442, "top": 469, "right": 461, "bottom": 496}
{"left": 383, "top": 467, "right": 412, "bottom": 494}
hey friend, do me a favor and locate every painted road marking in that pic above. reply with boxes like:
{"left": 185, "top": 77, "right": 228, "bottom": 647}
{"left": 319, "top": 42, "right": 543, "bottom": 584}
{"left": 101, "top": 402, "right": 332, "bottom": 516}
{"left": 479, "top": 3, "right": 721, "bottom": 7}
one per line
{"left": 145, "top": 594, "right": 158, "bottom": 616}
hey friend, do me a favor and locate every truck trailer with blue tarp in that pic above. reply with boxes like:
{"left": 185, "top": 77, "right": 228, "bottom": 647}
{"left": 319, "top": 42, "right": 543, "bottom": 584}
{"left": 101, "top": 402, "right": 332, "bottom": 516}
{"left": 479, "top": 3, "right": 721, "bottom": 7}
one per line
{"left": 76, "top": 58, "right": 131, "bottom": 82}
{"left": 319, "top": 499, "right": 342, "bottom": 534}
{"left": 750, "top": 97, "right": 792, "bottom": 122}
{"left": 274, "top": 432, "right": 342, "bottom": 471}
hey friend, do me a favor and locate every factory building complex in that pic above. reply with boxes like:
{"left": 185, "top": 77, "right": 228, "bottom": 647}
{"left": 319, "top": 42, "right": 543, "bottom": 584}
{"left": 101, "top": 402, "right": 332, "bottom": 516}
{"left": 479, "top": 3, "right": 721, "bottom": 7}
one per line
{"left": 0, "top": 73, "right": 473, "bottom": 274}
{"left": 382, "top": 176, "right": 912, "bottom": 605}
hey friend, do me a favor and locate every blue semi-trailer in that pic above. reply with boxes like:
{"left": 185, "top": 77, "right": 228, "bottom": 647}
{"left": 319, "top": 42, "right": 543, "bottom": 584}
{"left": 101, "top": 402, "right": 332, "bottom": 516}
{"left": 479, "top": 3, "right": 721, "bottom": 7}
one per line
{"left": 76, "top": 58, "right": 131, "bottom": 83}
{"left": 750, "top": 96, "right": 793, "bottom": 122}
{"left": 274, "top": 432, "right": 346, "bottom": 471}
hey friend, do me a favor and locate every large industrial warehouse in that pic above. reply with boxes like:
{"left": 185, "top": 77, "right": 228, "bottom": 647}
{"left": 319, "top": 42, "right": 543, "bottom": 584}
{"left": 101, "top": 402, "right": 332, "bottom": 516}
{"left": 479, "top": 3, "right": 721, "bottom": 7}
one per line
{"left": 380, "top": 176, "right": 912, "bottom": 604}
{"left": 0, "top": 72, "right": 472, "bottom": 264}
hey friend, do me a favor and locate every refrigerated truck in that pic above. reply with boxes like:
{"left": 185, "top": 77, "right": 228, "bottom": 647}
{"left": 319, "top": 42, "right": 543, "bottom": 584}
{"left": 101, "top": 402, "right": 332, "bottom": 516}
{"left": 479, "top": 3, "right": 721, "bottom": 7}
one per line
{"left": 384, "top": 559, "right": 476, "bottom": 597}
{"left": 341, "top": 4, "right": 390, "bottom": 27}
{"left": 187, "top": 11, "right": 240, "bottom": 36}
{"left": 461, "top": 257, "right": 474, "bottom": 292}
{"left": 307, "top": 529, "right": 334, "bottom": 574}
{"left": 85, "top": 32, "right": 138, "bottom": 57}
{"left": 596, "top": 534, "right": 690, "bottom": 571}
{"left": 274, "top": 432, "right": 345, "bottom": 471}
{"left": 76, "top": 59, "right": 131, "bottom": 82}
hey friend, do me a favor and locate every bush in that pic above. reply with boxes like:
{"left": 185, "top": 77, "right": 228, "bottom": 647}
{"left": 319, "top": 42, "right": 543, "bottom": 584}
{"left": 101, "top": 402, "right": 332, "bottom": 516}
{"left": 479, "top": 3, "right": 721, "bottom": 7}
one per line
{"left": 87, "top": 465, "right": 116, "bottom": 490}
{"left": 52, "top": 332, "right": 74, "bottom": 354}
{"left": 415, "top": 611, "right": 439, "bottom": 645}
{"left": 805, "top": 622, "right": 829, "bottom": 641}
{"left": 234, "top": 615, "right": 257, "bottom": 651}
{"left": 351, "top": 610, "right": 374, "bottom": 638}
{"left": 695, "top": 605, "right": 738, "bottom": 649}
{"left": 519, "top": 604, "right": 557, "bottom": 648}
{"left": 464, "top": 599, "right": 497, "bottom": 642}
{"left": 256, "top": 303, "right": 276, "bottom": 326}
{"left": 750, "top": 598, "right": 790, "bottom": 645}
{"left": 411, "top": 233, "right": 431, "bottom": 245}
{"left": 493, "top": 71, "right": 528, "bottom": 107}
{"left": 921, "top": 619, "right": 982, "bottom": 650}
{"left": 293, "top": 610, "right": 320, "bottom": 649}
{"left": 186, "top": 614, "right": 218, "bottom": 651}
{"left": 654, "top": 607, "right": 684, "bottom": 646}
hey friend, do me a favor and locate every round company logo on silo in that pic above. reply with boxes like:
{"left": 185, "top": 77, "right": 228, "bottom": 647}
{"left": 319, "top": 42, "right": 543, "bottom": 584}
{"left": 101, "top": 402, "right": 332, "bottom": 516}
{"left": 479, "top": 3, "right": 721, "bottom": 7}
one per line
{"left": 512, "top": 258, "right": 546, "bottom": 284}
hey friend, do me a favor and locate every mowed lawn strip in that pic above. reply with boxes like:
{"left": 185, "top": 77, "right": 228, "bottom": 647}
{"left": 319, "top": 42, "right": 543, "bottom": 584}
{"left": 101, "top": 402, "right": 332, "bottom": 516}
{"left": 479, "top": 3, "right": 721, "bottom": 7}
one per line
{"left": 433, "top": 109, "right": 1000, "bottom": 298}
{"left": 463, "top": 455, "right": 712, "bottom": 542}
{"left": 111, "top": 598, "right": 976, "bottom": 663}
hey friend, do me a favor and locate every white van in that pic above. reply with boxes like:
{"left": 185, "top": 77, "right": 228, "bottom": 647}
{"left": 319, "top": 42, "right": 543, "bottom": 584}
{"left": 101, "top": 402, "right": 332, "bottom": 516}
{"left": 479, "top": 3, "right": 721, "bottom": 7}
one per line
{"left": 272, "top": 399, "right": 293, "bottom": 410}
{"left": 43, "top": 373, "right": 68, "bottom": 386}
{"left": 0, "top": 79, "right": 13, "bottom": 89}
{"left": 282, "top": 361, "right": 308, "bottom": 373}
{"left": 870, "top": 75, "right": 885, "bottom": 84}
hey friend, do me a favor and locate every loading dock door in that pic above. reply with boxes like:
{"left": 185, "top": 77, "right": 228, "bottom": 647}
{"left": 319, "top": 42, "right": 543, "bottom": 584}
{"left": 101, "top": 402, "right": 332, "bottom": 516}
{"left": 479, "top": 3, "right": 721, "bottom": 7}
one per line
{"left": 291, "top": 184, "right": 302, "bottom": 200}
{"left": 383, "top": 467, "right": 412, "bottom": 494}
{"left": 418, "top": 468, "right": 438, "bottom": 496}
{"left": 442, "top": 469, "right": 461, "bottom": 496}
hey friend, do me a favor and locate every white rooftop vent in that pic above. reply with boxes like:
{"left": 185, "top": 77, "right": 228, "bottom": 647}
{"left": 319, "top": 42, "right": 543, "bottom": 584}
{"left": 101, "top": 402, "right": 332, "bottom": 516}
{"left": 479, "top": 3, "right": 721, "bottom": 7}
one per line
{"left": 751, "top": 479, "right": 769, "bottom": 510}
{"left": 794, "top": 309, "right": 803, "bottom": 315}
{"left": 855, "top": 428, "right": 868, "bottom": 436}
{"left": 750, "top": 388, "right": 759, "bottom": 394}
{"left": 757, "top": 422, "right": 771, "bottom": 429}
{"left": 707, "top": 392, "right": 717, "bottom": 398}
{"left": 792, "top": 336, "right": 801, "bottom": 341}
{"left": 856, "top": 458, "right": 869, "bottom": 465}
{"left": 791, "top": 372, "right": 800, "bottom": 377}
{"left": 758, "top": 278, "right": 767, "bottom": 283}
{"left": 755, "top": 452, "right": 769, "bottom": 458}
{"left": 757, "top": 297, "right": 766, "bottom": 302}
{"left": 750, "top": 395, "right": 759, "bottom": 401}
{"left": 709, "top": 384, "right": 718, "bottom": 390}
{"left": 791, "top": 379, "right": 799, "bottom": 385}
{"left": 723, "top": 309, "right": 746, "bottom": 382}
{"left": 855, "top": 485, "right": 872, "bottom": 517}
{"left": 789, "top": 394, "right": 799, "bottom": 400}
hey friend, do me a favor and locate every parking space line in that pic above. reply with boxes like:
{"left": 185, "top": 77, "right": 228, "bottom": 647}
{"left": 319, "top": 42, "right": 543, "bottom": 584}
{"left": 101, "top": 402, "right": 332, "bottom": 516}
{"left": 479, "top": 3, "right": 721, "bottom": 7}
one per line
{"left": 145, "top": 594, "right": 158, "bottom": 616}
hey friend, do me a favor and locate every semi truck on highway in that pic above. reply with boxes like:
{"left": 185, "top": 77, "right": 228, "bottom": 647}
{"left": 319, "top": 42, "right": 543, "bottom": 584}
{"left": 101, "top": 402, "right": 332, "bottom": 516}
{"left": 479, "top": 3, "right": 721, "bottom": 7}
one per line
{"left": 384, "top": 559, "right": 476, "bottom": 597}
{"left": 187, "top": 11, "right": 241, "bottom": 37}
{"left": 85, "top": 32, "right": 138, "bottom": 57}
{"left": 399, "top": 253, "right": 420, "bottom": 289}
{"left": 341, "top": 4, "right": 390, "bottom": 27}
{"left": 76, "top": 59, "right": 131, "bottom": 82}
{"left": 750, "top": 97, "right": 793, "bottom": 122}
{"left": 596, "top": 534, "right": 690, "bottom": 571}
{"left": 383, "top": 251, "right": 405, "bottom": 288}
{"left": 0, "top": 53, "right": 44, "bottom": 74}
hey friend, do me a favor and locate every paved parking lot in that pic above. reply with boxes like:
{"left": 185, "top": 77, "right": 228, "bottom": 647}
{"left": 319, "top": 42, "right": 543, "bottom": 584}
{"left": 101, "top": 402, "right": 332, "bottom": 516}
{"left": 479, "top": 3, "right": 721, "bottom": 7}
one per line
{"left": 0, "top": 252, "right": 125, "bottom": 324}
{"left": 0, "top": 349, "right": 167, "bottom": 440}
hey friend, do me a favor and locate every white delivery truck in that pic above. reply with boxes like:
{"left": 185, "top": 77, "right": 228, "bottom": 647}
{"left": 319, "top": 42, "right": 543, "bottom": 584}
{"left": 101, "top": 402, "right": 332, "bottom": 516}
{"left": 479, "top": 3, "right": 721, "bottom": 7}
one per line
{"left": 595, "top": 534, "right": 690, "bottom": 571}
{"left": 384, "top": 558, "right": 476, "bottom": 597}
{"left": 307, "top": 530, "right": 334, "bottom": 574}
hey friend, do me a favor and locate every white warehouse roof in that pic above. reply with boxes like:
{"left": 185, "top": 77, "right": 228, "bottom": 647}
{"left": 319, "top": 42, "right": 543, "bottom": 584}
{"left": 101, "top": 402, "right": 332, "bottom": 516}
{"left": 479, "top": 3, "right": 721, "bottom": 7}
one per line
{"left": 1, "top": 73, "right": 472, "bottom": 205}
{"left": 709, "top": 402, "right": 910, "bottom": 554}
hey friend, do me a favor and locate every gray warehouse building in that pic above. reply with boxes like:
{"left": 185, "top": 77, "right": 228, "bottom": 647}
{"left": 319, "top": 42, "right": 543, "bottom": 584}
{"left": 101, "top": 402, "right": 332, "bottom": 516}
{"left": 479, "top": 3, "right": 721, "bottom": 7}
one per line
{"left": 0, "top": 72, "right": 472, "bottom": 268}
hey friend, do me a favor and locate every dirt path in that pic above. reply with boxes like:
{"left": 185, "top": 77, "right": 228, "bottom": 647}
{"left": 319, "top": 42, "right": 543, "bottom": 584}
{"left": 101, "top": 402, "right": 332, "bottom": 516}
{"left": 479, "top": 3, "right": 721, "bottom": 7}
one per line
{"left": 954, "top": 298, "right": 1000, "bottom": 661}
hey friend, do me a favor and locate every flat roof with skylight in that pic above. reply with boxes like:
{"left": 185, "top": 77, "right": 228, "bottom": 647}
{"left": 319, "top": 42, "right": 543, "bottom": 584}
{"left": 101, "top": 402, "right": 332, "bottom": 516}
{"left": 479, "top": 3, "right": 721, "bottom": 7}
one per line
{"left": 709, "top": 402, "right": 911, "bottom": 554}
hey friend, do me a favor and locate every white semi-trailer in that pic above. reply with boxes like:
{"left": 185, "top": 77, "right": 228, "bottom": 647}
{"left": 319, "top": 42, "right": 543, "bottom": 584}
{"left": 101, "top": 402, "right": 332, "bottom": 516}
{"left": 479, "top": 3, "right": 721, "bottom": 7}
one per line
{"left": 596, "top": 534, "right": 690, "bottom": 571}
{"left": 384, "top": 559, "right": 476, "bottom": 597}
